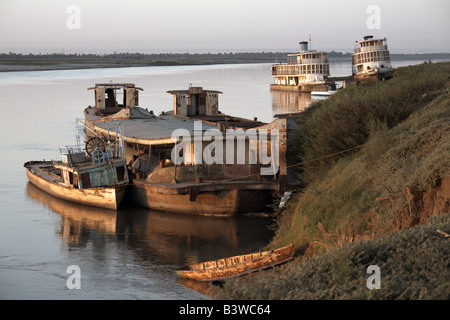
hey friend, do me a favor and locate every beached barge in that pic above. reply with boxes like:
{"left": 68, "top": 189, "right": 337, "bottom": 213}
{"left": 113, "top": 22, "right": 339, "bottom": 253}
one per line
{"left": 176, "top": 244, "right": 295, "bottom": 282}
{"left": 352, "top": 35, "right": 393, "bottom": 81}
{"left": 84, "top": 83, "right": 290, "bottom": 215}
{"left": 270, "top": 41, "right": 335, "bottom": 92}
{"left": 24, "top": 123, "right": 129, "bottom": 210}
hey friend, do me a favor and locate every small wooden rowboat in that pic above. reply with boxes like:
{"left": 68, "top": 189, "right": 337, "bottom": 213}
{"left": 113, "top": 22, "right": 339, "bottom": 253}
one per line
{"left": 176, "top": 244, "right": 295, "bottom": 282}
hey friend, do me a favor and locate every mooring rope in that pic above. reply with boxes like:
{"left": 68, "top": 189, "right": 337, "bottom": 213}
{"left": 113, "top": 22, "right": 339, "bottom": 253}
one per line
{"left": 216, "top": 144, "right": 363, "bottom": 183}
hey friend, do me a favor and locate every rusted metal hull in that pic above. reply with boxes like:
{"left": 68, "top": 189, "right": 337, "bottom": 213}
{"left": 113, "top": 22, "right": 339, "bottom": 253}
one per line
{"left": 354, "top": 69, "right": 393, "bottom": 82}
{"left": 270, "top": 83, "right": 335, "bottom": 93}
{"left": 25, "top": 161, "right": 127, "bottom": 210}
{"left": 176, "top": 244, "right": 295, "bottom": 281}
{"left": 129, "top": 179, "right": 277, "bottom": 216}
{"left": 270, "top": 84, "right": 317, "bottom": 93}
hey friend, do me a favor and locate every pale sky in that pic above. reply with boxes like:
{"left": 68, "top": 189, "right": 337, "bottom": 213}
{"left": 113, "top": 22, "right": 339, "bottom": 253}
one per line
{"left": 0, "top": 0, "right": 449, "bottom": 54}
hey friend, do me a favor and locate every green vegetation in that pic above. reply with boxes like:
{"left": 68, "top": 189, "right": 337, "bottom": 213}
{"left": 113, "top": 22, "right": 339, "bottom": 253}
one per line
{"left": 217, "top": 62, "right": 450, "bottom": 299}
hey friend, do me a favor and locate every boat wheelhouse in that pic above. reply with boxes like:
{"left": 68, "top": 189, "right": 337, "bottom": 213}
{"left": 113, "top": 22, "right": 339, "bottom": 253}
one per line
{"left": 270, "top": 41, "right": 334, "bottom": 92}
{"left": 352, "top": 35, "right": 393, "bottom": 81}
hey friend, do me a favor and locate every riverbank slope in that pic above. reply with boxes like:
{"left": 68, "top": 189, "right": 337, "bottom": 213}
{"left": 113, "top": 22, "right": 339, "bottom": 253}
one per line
{"left": 217, "top": 62, "right": 450, "bottom": 299}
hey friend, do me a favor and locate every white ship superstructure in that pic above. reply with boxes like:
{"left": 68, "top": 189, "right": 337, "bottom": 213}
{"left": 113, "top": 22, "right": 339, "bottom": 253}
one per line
{"left": 271, "top": 41, "right": 333, "bottom": 92}
{"left": 352, "top": 35, "right": 393, "bottom": 80}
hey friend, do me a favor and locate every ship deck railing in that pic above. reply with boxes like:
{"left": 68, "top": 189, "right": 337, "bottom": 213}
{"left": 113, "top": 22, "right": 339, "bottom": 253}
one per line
{"left": 59, "top": 145, "right": 87, "bottom": 165}
{"left": 274, "top": 57, "right": 329, "bottom": 66}
{"left": 271, "top": 64, "right": 330, "bottom": 76}
{"left": 59, "top": 145, "right": 84, "bottom": 156}
{"left": 354, "top": 44, "right": 388, "bottom": 54}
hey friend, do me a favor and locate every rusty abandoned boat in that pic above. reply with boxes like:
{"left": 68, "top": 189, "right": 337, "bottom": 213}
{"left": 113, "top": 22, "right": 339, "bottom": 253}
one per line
{"left": 176, "top": 244, "right": 295, "bottom": 282}
{"left": 83, "top": 83, "right": 294, "bottom": 215}
{"left": 24, "top": 122, "right": 129, "bottom": 210}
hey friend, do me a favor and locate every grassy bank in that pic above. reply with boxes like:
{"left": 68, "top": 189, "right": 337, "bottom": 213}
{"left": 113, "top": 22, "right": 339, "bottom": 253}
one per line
{"left": 276, "top": 62, "right": 450, "bottom": 253}
{"left": 217, "top": 62, "right": 450, "bottom": 299}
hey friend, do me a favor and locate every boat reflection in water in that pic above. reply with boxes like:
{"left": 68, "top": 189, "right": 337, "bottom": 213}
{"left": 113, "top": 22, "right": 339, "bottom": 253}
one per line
{"left": 26, "top": 182, "right": 118, "bottom": 243}
{"left": 26, "top": 181, "right": 274, "bottom": 272}
{"left": 271, "top": 90, "right": 313, "bottom": 118}
{"left": 271, "top": 88, "right": 335, "bottom": 119}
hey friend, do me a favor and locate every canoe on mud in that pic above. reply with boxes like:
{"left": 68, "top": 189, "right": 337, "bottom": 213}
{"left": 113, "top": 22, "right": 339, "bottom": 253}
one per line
{"left": 176, "top": 244, "right": 295, "bottom": 282}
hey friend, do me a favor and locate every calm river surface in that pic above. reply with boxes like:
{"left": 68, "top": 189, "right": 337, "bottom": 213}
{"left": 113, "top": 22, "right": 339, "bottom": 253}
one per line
{"left": 0, "top": 60, "right": 434, "bottom": 299}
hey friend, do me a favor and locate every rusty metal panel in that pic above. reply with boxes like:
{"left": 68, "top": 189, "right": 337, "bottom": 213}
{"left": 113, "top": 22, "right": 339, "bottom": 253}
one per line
{"left": 126, "top": 87, "right": 136, "bottom": 108}
{"left": 188, "top": 86, "right": 203, "bottom": 94}
{"left": 95, "top": 87, "right": 105, "bottom": 109}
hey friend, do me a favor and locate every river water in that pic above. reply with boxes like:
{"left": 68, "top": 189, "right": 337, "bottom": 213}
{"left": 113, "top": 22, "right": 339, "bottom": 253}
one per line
{"left": 0, "top": 59, "right": 437, "bottom": 299}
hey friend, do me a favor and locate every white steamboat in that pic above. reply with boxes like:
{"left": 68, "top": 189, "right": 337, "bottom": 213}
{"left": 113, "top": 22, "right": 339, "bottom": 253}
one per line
{"left": 352, "top": 35, "right": 393, "bottom": 81}
{"left": 270, "top": 41, "right": 334, "bottom": 92}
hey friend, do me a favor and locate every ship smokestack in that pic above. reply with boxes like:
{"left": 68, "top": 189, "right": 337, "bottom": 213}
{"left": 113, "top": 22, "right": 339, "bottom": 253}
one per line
{"left": 299, "top": 41, "right": 308, "bottom": 52}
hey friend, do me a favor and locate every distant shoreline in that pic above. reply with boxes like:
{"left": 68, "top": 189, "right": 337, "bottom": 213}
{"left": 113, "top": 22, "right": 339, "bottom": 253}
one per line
{"left": 1, "top": 52, "right": 449, "bottom": 72}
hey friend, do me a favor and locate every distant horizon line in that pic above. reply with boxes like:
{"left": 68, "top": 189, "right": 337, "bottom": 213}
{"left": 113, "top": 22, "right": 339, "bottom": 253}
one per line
{"left": 2, "top": 51, "right": 450, "bottom": 56}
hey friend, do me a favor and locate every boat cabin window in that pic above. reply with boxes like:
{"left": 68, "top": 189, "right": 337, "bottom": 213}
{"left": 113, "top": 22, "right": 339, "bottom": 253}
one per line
{"left": 105, "top": 88, "right": 126, "bottom": 108}
{"left": 105, "top": 88, "right": 117, "bottom": 108}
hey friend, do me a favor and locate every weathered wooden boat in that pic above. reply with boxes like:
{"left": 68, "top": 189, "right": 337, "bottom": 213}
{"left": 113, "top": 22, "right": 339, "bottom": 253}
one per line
{"left": 176, "top": 244, "right": 295, "bottom": 282}
{"left": 24, "top": 122, "right": 129, "bottom": 210}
